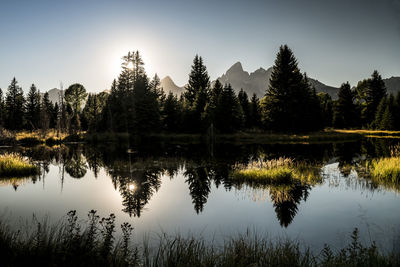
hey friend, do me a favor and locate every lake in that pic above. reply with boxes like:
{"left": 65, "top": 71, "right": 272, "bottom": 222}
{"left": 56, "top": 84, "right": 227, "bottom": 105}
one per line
{"left": 1, "top": 138, "right": 399, "bottom": 252}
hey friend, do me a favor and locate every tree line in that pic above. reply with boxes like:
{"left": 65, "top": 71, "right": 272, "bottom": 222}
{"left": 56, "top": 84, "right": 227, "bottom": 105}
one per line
{"left": 0, "top": 45, "right": 398, "bottom": 134}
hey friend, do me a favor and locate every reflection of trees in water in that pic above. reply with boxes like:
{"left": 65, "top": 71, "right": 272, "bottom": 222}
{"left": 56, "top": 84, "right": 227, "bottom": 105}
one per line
{"left": 184, "top": 165, "right": 211, "bottom": 214}
{"left": 10, "top": 139, "right": 400, "bottom": 220}
{"left": 108, "top": 160, "right": 164, "bottom": 217}
{"left": 269, "top": 183, "right": 310, "bottom": 227}
{"left": 65, "top": 151, "right": 88, "bottom": 179}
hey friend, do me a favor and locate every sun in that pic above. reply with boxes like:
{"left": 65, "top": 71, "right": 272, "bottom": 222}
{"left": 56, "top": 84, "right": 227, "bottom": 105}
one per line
{"left": 126, "top": 61, "right": 134, "bottom": 69}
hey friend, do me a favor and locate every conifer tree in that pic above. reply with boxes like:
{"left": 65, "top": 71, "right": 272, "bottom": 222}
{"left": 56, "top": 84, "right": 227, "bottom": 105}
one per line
{"left": 0, "top": 88, "right": 4, "bottom": 128}
{"left": 333, "top": 82, "right": 357, "bottom": 128}
{"left": 214, "top": 84, "right": 244, "bottom": 133}
{"left": 373, "top": 97, "right": 387, "bottom": 129}
{"left": 183, "top": 55, "right": 210, "bottom": 132}
{"left": 162, "top": 92, "right": 182, "bottom": 132}
{"left": 238, "top": 89, "right": 250, "bottom": 128}
{"left": 260, "top": 45, "right": 320, "bottom": 132}
{"left": 25, "top": 84, "right": 41, "bottom": 130}
{"left": 203, "top": 80, "right": 223, "bottom": 126}
{"left": 365, "top": 70, "right": 387, "bottom": 126}
{"left": 5, "top": 77, "right": 25, "bottom": 130}
{"left": 380, "top": 94, "right": 395, "bottom": 130}
{"left": 184, "top": 55, "right": 210, "bottom": 106}
{"left": 249, "top": 93, "right": 261, "bottom": 129}
{"left": 317, "top": 92, "right": 333, "bottom": 127}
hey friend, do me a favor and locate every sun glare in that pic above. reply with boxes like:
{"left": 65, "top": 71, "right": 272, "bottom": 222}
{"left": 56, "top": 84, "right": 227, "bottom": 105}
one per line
{"left": 126, "top": 61, "right": 134, "bottom": 69}
{"left": 128, "top": 183, "right": 136, "bottom": 191}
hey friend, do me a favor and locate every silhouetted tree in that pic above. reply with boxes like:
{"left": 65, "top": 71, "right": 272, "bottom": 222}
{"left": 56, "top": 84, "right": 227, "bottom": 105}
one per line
{"left": 248, "top": 93, "right": 261, "bottom": 129}
{"left": 365, "top": 71, "right": 387, "bottom": 127}
{"left": 183, "top": 55, "right": 210, "bottom": 132}
{"left": 25, "top": 84, "right": 41, "bottom": 130}
{"left": 318, "top": 92, "right": 333, "bottom": 127}
{"left": 162, "top": 92, "right": 182, "bottom": 132}
{"left": 5, "top": 78, "right": 25, "bottom": 130}
{"left": 260, "top": 45, "right": 322, "bottom": 132}
{"left": 238, "top": 89, "right": 250, "bottom": 128}
{"left": 0, "top": 88, "right": 4, "bottom": 129}
{"left": 380, "top": 94, "right": 395, "bottom": 130}
{"left": 214, "top": 84, "right": 244, "bottom": 133}
{"left": 333, "top": 82, "right": 358, "bottom": 128}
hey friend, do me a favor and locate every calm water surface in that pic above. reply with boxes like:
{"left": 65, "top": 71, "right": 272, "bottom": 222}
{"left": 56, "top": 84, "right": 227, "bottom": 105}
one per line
{"left": 0, "top": 140, "right": 399, "bottom": 251}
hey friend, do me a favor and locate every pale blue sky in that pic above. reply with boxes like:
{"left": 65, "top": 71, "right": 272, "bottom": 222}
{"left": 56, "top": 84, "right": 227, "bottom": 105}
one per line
{"left": 0, "top": 0, "right": 399, "bottom": 93}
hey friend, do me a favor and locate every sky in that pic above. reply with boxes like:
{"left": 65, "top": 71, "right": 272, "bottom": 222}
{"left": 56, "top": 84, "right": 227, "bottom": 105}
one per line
{"left": 0, "top": 0, "right": 399, "bottom": 93}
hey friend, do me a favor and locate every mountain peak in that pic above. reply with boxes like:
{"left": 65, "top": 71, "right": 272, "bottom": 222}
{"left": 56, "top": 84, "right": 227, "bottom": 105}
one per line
{"left": 227, "top": 61, "right": 243, "bottom": 73}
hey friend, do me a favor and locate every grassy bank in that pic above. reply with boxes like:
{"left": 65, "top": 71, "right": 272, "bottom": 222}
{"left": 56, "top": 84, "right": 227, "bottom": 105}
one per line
{"left": 367, "top": 145, "right": 400, "bottom": 192}
{"left": 0, "top": 211, "right": 398, "bottom": 266}
{"left": 232, "top": 158, "right": 322, "bottom": 186}
{"left": 0, "top": 153, "right": 38, "bottom": 177}
{"left": 3, "top": 129, "right": 400, "bottom": 147}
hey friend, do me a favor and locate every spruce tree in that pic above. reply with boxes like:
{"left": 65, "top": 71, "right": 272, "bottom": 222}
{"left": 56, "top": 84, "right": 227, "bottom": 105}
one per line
{"left": 214, "top": 84, "right": 244, "bottom": 133}
{"left": 249, "top": 93, "right": 261, "bottom": 129}
{"left": 0, "top": 88, "right": 4, "bottom": 128}
{"left": 380, "top": 94, "right": 395, "bottom": 130}
{"left": 41, "top": 92, "right": 55, "bottom": 129}
{"left": 5, "top": 77, "right": 25, "bottom": 130}
{"left": 317, "top": 92, "right": 333, "bottom": 128}
{"left": 365, "top": 70, "right": 387, "bottom": 126}
{"left": 260, "top": 45, "right": 320, "bottom": 132}
{"left": 184, "top": 55, "right": 210, "bottom": 106}
{"left": 162, "top": 92, "right": 182, "bottom": 132}
{"left": 183, "top": 55, "right": 211, "bottom": 132}
{"left": 373, "top": 97, "right": 387, "bottom": 129}
{"left": 238, "top": 89, "right": 250, "bottom": 128}
{"left": 333, "top": 82, "right": 357, "bottom": 128}
{"left": 25, "top": 84, "right": 41, "bottom": 130}
{"left": 203, "top": 80, "right": 223, "bottom": 126}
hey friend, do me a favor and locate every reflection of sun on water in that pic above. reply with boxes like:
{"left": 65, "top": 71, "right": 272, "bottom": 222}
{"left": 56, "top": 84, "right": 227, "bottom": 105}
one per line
{"left": 128, "top": 183, "right": 135, "bottom": 191}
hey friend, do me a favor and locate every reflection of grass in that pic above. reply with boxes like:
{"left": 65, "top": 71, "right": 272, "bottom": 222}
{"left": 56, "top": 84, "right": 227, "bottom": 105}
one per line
{"left": 232, "top": 158, "right": 322, "bottom": 185}
{"left": 0, "top": 153, "right": 38, "bottom": 177}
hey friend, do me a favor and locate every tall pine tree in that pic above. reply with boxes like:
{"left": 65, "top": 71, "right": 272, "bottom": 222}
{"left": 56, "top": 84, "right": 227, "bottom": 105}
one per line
{"left": 260, "top": 45, "right": 321, "bottom": 132}
{"left": 25, "top": 84, "right": 41, "bottom": 130}
{"left": 5, "top": 78, "right": 25, "bottom": 130}
{"left": 333, "top": 82, "right": 358, "bottom": 128}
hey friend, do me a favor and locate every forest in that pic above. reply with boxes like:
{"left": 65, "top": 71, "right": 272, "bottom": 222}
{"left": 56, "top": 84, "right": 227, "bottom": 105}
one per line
{"left": 0, "top": 45, "right": 398, "bottom": 136}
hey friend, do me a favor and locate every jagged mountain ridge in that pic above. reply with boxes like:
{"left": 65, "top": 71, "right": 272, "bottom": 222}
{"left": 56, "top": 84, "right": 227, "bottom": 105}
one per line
{"left": 216, "top": 62, "right": 343, "bottom": 99}
{"left": 42, "top": 63, "right": 400, "bottom": 102}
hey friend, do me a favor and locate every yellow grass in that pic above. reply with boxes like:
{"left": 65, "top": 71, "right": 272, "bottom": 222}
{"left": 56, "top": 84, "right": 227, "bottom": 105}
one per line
{"left": 0, "top": 153, "right": 38, "bottom": 177}
{"left": 232, "top": 157, "right": 322, "bottom": 185}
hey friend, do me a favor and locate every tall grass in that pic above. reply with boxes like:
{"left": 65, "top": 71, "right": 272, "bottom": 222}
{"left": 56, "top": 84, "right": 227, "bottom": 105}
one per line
{"left": 368, "top": 145, "right": 400, "bottom": 189}
{"left": 0, "top": 211, "right": 398, "bottom": 266}
{"left": 232, "top": 157, "right": 322, "bottom": 186}
{"left": 0, "top": 153, "right": 38, "bottom": 177}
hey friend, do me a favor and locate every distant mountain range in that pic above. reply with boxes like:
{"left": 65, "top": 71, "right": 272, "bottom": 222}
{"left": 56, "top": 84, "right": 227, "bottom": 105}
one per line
{"left": 43, "top": 62, "right": 400, "bottom": 102}
{"left": 160, "top": 62, "right": 351, "bottom": 100}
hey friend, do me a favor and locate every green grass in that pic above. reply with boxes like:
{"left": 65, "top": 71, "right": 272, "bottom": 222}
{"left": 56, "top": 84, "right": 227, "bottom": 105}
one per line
{"left": 232, "top": 158, "right": 322, "bottom": 186}
{"left": 370, "top": 157, "right": 400, "bottom": 183}
{"left": 0, "top": 211, "right": 398, "bottom": 266}
{"left": 0, "top": 153, "right": 38, "bottom": 177}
